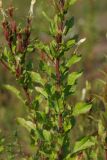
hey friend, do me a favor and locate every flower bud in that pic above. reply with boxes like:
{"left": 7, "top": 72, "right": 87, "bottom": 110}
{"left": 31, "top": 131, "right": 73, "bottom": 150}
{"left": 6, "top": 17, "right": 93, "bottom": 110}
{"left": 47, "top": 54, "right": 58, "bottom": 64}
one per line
{"left": 7, "top": 6, "right": 14, "bottom": 18}
{"left": 2, "top": 20, "right": 9, "bottom": 41}
{"left": 23, "top": 26, "right": 31, "bottom": 48}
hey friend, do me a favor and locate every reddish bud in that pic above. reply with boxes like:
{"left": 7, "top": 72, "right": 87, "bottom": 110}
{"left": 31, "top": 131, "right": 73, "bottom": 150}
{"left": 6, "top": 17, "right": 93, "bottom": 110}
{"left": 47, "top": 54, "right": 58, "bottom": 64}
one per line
{"left": 7, "top": 6, "right": 14, "bottom": 18}
{"left": 2, "top": 20, "right": 13, "bottom": 45}
{"left": 4, "top": 30, "right": 9, "bottom": 41}
{"left": 59, "top": 0, "right": 65, "bottom": 8}
{"left": 23, "top": 26, "right": 31, "bottom": 48}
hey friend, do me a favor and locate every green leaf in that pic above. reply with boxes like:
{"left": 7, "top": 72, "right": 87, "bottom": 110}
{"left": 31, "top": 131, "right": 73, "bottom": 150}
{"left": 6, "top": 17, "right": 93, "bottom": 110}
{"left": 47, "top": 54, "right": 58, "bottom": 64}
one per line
{"left": 63, "top": 116, "right": 75, "bottom": 132}
{"left": 49, "top": 40, "right": 57, "bottom": 57}
{"left": 17, "top": 118, "right": 36, "bottom": 132}
{"left": 3, "top": 84, "right": 24, "bottom": 103}
{"left": 72, "top": 102, "right": 92, "bottom": 116}
{"left": 63, "top": 116, "right": 75, "bottom": 133}
{"left": 43, "top": 130, "right": 51, "bottom": 141}
{"left": 35, "top": 87, "right": 48, "bottom": 98}
{"left": 36, "top": 111, "right": 46, "bottom": 122}
{"left": 71, "top": 136, "right": 96, "bottom": 155}
{"left": 66, "top": 55, "right": 81, "bottom": 68}
{"left": 35, "top": 41, "right": 50, "bottom": 55}
{"left": 65, "top": 39, "right": 75, "bottom": 50}
{"left": 64, "top": 17, "right": 74, "bottom": 34}
{"left": 69, "top": 0, "right": 78, "bottom": 6}
{"left": 39, "top": 60, "right": 52, "bottom": 76}
{"left": 63, "top": 120, "right": 72, "bottom": 132}
{"left": 64, "top": 0, "right": 78, "bottom": 11}
{"left": 30, "top": 71, "right": 45, "bottom": 86}
{"left": 50, "top": 21, "right": 56, "bottom": 36}
{"left": 67, "top": 72, "right": 82, "bottom": 86}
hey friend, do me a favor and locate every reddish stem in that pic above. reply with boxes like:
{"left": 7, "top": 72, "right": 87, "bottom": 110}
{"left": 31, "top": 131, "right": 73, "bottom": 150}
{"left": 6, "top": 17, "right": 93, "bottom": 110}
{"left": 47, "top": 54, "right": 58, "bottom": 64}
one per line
{"left": 56, "top": 58, "right": 60, "bottom": 84}
{"left": 58, "top": 113, "right": 63, "bottom": 131}
{"left": 77, "top": 152, "right": 83, "bottom": 160}
{"left": 23, "top": 87, "right": 32, "bottom": 106}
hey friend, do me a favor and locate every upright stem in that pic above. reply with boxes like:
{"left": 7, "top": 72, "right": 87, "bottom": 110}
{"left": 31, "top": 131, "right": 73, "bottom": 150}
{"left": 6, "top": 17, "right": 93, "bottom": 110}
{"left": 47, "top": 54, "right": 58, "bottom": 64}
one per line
{"left": 55, "top": 5, "right": 64, "bottom": 133}
{"left": 54, "top": 1, "right": 65, "bottom": 159}
{"left": 56, "top": 58, "right": 60, "bottom": 85}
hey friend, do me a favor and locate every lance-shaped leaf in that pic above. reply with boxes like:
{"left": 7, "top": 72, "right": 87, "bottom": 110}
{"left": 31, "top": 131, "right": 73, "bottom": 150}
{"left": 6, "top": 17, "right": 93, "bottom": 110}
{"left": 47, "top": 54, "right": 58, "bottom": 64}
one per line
{"left": 66, "top": 54, "right": 81, "bottom": 68}
{"left": 30, "top": 71, "right": 45, "bottom": 86}
{"left": 68, "top": 0, "right": 78, "bottom": 6}
{"left": 72, "top": 102, "right": 92, "bottom": 116}
{"left": 35, "top": 87, "right": 48, "bottom": 98}
{"left": 65, "top": 39, "right": 75, "bottom": 51}
{"left": 64, "top": 0, "right": 78, "bottom": 11}
{"left": 71, "top": 136, "right": 96, "bottom": 155}
{"left": 64, "top": 17, "right": 74, "bottom": 35}
{"left": 67, "top": 72, "right": 82, "bottom": 86}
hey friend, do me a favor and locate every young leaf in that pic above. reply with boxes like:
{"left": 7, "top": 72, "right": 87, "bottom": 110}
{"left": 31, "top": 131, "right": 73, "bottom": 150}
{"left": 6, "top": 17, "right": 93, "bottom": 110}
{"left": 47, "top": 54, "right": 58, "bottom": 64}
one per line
{"left": 71, "top": 136, "right": 96, "bottom": 155}
{"left": 63, "top": 116, "right": 76, "bottom": 132}
{"left": 30, "top": 71, "right": 45, "bottom": 86}
{"left": 64, "top": 17, "right": 74, "bottom": 35}
{"left": 67, "top": 72, "right": 82, "bottom": 86}
{"left": 66, "top": 55, "right": 81, "bottom": 68}
{"left": 35, "top": 87, "right": 48, "bottom": 98}
{"left": 64, "top": 0, "right": 78, "bottom": 11}
{"left": 65, "top": 39, "right": 75, "bottom": 50}
{"left": 72, "top": 102, "right": 92, "bottom": 116}
{"left": 69, "top": 0, "right": 78, "bottom": 6}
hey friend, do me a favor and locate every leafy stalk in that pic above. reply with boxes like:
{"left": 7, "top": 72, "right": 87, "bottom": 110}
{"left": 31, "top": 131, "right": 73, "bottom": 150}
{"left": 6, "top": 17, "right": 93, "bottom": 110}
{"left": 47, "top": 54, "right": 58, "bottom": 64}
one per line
{"left": 0, "top": 1, "right": 96, "bottom": 159}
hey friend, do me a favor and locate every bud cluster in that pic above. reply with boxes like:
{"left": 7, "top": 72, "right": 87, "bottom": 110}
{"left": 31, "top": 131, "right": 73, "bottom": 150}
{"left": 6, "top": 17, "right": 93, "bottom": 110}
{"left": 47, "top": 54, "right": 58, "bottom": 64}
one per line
{"left": 2, "top": 6, "right": 31, "bottom": 53}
